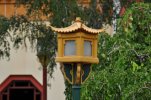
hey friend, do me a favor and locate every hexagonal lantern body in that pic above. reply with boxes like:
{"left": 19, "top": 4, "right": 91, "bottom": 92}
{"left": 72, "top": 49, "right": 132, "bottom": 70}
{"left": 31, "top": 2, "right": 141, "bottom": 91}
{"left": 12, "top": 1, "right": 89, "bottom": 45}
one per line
{"left": 51, "top": 17, "right": 104, "bottom": 64}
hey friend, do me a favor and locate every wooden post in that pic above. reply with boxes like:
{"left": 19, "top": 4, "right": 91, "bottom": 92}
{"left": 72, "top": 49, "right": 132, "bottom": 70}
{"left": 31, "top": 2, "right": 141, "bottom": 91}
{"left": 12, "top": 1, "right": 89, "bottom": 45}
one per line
{"left": 0, "top": 94, "right": 2, "bottom": 100}
{"left": 43, "top": 65, "right": 47, "bottom": 100}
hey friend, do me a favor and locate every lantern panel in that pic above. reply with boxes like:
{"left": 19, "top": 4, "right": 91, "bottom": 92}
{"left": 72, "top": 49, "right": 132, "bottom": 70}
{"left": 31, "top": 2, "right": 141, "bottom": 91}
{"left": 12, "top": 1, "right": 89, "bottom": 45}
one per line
{"left": 64, "top": 40, "right": 76, "bottom": 56}
{"left": 84, "top": 40, "right": 92, "bottom": 56}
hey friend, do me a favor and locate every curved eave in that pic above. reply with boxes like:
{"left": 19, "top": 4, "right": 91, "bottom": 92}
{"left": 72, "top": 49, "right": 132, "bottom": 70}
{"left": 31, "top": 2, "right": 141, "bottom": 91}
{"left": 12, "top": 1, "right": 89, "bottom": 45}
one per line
{"left": 82, "top": 24, "right": 104, "bottom": 34}
{"left": 50, "top": 22, "right": 104, "bottom": 34}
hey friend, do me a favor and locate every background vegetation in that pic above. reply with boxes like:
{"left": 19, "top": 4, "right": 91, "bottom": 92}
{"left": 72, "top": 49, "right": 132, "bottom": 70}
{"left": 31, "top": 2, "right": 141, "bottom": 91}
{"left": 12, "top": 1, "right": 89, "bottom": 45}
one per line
{"left": 81, "top": 3, "right": 151, "bottom": 100}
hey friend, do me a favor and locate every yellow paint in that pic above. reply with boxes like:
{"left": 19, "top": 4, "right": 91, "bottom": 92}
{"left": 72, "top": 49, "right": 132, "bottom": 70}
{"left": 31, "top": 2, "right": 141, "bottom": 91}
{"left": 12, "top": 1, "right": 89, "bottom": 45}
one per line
{"left": 55, "top": 30, "right": 99, "bottom": 64}
{"left": 0, "top": 0, "right": 47, "bottom": 20}
{"left": 75, "top": 63, "right": 81, "bottom": 84}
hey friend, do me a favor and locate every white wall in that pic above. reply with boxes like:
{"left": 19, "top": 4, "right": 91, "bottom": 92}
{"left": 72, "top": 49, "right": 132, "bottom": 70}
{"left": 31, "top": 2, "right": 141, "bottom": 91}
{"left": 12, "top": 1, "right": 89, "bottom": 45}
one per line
{"left": 0, "top": 45, "right": 65, "bottom": 100}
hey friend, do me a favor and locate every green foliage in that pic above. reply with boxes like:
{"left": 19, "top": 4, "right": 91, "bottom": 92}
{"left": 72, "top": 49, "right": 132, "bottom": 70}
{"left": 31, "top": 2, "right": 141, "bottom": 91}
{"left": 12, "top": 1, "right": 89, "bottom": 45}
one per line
{"left": 119, "top": 0, "right": 151, "bottom": 7}
{"left": 0, "top": 15, "right": 57, "bottom": 77}
{"left": 15, "top": 0, "right": 113, "bottom": 28}
{"left": 0, "top": 16, "right": 10, "bottom": 59}
{"left": 10, "top": 15, "right": 57, "bottom": 77}
{"left": 36, "top": 24, "right": 57, "bottom": 77}
{"left": 81, "top": 3, "right": 151, "bottom": 100}
{"left": 64, "top": 81, "right": 72, "bottom": 100}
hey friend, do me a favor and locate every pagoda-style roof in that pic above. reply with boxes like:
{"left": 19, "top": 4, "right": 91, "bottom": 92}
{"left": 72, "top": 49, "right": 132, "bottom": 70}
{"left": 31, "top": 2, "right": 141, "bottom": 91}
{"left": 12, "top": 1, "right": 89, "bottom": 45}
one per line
{"left": 50, "top": 17, "right": 104, "bottom": 34}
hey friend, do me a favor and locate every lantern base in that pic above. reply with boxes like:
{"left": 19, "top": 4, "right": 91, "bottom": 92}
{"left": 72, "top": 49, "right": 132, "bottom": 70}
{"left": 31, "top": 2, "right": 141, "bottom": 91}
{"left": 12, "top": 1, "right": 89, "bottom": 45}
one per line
{"left": 56, "top": 56, "right": 99, "bottom": 63}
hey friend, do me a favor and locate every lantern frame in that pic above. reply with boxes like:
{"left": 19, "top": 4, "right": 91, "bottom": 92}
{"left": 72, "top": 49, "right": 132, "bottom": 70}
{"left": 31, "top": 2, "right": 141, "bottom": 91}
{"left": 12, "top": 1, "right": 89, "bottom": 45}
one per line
{"left": 51, "top": 17, "right": 104, "bottom": 64}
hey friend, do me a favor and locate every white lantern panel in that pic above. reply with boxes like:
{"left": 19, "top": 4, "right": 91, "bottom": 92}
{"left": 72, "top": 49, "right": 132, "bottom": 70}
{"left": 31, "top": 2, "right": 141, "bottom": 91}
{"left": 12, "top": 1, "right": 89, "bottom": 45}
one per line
{"left": 84, "top": 40, "right": 92, "bottom": 56}
{"left": 64, "top": 40, "right": 76, "bottom": 56}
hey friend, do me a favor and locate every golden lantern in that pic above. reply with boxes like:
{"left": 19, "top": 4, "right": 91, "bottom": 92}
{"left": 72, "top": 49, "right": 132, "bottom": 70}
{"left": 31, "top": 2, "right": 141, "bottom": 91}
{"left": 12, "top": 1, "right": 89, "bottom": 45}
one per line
{"left": 51, "top": 17, "right": 104, "bottom": 64}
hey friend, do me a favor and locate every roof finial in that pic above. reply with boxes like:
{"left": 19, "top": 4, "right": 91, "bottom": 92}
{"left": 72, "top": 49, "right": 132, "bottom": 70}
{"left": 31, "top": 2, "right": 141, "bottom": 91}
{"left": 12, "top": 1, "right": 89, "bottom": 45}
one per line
{"left": 75, "top": 17, "right": 82, "bottom": 22}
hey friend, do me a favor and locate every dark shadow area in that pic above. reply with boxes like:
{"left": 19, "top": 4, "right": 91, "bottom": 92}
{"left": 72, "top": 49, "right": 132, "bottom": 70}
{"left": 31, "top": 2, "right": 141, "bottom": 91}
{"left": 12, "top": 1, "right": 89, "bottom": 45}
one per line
{"left": 10, "top": 89, "right": 34, "bottom": 100}
{"left": 2, "top": 95, "right": 7, "bottom": 100}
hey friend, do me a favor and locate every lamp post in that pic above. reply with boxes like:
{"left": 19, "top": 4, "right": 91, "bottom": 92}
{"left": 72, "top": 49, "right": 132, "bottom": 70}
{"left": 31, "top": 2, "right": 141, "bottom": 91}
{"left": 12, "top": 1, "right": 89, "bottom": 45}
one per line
{"left": 51, "top": 17, "right": 104, "bottom": 100}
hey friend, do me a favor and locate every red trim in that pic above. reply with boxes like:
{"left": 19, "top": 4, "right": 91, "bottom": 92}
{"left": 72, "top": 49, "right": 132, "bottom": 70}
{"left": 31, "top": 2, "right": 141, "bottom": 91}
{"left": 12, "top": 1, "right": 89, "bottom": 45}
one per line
{"left": 0, "top": 75, "right": 43, "bottom": 100}
{"left": 119, "top": 7, "right": 126, "bottom": 16}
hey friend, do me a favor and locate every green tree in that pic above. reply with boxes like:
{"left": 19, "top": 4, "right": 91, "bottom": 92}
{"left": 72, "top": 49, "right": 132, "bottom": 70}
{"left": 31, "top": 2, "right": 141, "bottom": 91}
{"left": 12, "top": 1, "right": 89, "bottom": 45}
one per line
{"left": 81, "top": 3, "right": 151, "bottom": 100}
